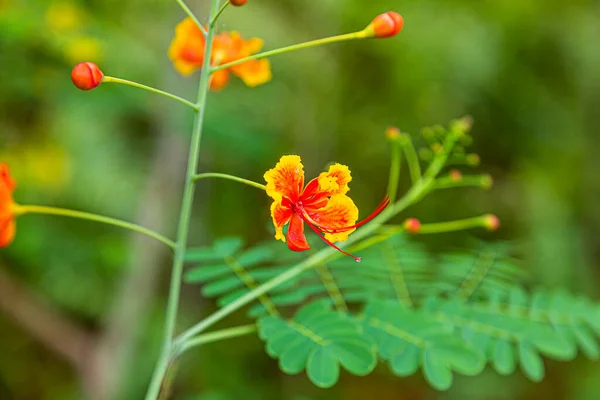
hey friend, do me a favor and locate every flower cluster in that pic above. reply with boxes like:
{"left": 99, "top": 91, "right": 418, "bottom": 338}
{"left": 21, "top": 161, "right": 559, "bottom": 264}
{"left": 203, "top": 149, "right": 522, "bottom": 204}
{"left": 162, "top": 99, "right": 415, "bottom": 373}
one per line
{"left": 168, "top": 18, "right": 272, "bottom": 90}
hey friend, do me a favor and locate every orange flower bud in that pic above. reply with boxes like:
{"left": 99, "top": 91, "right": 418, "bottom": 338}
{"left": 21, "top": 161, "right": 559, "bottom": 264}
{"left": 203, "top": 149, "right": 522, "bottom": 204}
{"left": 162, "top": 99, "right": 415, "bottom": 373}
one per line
{"left": 403, "top": 218, "right": 421, "bottom": 234}
{"left": 365, "top": 12, "right": 404, "bottom": 39}
{"left": 385, "top": 126, "right": 401, "bottom": 141}
{"left": 230, "top": 0, "right": 247, "bottom": 5}
{"left": 483, "top": 214, "right": 500, "bottom": 231}
{"left": 71, "top": 62, "right": 103, "bottom": 91}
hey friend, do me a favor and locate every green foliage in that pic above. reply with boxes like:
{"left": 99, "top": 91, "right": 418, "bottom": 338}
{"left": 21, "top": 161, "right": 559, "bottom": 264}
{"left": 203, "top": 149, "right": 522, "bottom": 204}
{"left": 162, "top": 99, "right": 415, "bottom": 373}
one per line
{"left": 258, "top": 300, "right": 377, "bottom": 388}
{"left": 185, "top": 234, "right": 600, "bottom": 392}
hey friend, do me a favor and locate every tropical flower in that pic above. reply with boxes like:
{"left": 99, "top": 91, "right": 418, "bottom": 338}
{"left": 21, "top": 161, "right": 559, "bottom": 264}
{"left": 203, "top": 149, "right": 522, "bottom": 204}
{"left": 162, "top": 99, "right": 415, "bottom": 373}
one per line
{"left": 168, "top": 18, "right": 271, "bottom": 91}
{"left": 0, "top": 163, "right": 17, "bottom": 247}
{"left": 264, "top": 155, "right": 389, "bottom": 261}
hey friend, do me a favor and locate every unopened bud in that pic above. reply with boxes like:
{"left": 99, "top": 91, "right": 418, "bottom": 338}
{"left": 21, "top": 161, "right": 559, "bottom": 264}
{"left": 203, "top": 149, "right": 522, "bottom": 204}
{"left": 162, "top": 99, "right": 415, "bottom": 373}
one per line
{"left": 449, "top": 169, "right": 462, "bottom": 182}
{"left": 364, "top": 12, "right": 404, "bottom": 38}
{"left": 466, "top": 153, "right": 480, "bottom": 166}
{"left": 481, "top": 174, "right": 493, "bottom": 189}
{"left": 403, "top": 218, "right": 421, "bottom": 233}
{"left": 450, "top": 115, "right": 473, "bottom": 135}
{"left": 230, "top": 0, "right": 247, "bottom": 5}
{"left": 421, "top": 127, "right": 434, "bottom": 140}
{"left": 431, "top": 142, "right": 443, "bottom": 154}
{"left": 71, "top": 62, "right": 103, "bottom": 90}
{"left": 419, "top": 148, "right": 433, "bottom": 161}
{"left": 385, "top": 126, "right": 401, "bottom": 141}
{"left": 483, "top": 214, "right": 500, "bottom": 231}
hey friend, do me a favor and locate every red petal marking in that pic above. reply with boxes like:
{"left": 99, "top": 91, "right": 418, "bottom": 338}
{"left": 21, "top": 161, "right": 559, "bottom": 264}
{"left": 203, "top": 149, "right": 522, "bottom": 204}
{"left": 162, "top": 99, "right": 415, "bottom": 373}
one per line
{"left": 311, "top": 195, "right": 390, "bottom": 234}
{"left": 300, "top": 178, "right": 330, "bottom": 207}
{"left": 286, "top": 213, "right": 310, "bottom": 252}
{"left": 301, "top": 215, "right": 362, "bottom": 262}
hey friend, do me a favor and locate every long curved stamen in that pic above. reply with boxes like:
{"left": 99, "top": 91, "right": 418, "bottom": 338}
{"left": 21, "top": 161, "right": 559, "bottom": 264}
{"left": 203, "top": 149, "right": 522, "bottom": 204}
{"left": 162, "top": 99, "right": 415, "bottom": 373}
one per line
{"left": 310, "top": 195, "right": 391, "bottom": 234}
{"left": 300, "top": 214, "right": 362, "bottom": 262}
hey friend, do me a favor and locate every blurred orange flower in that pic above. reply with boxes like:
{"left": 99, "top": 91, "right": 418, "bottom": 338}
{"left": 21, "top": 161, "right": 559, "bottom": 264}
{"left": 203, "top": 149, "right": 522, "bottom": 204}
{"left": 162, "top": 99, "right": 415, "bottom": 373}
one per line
{"left": 0, "top": 163, "right": 17, "bottom": 247}
{"left": 264, "top": 155, "right": 389, "bottom": 261}
{"left": 168, "top": 18, "right": 271, "bottom": 90}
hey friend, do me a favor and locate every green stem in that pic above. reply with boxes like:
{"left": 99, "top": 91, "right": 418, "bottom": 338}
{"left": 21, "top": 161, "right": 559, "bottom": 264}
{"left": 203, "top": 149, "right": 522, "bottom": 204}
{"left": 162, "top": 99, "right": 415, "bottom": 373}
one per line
{"left": 386, "top": 141, "right": 402, "bottom": 203}
{"left": 176, "top": 0, "right": 208, "bottom": 37}
{"left": 177, "top": 324, "right": 257, "bottom": 355}
{"left": 144, "top": 1, "right": 219, "bottom": 398}
{"left": 103, "top": 77, "right": 198, "bottom": 110}
{"left": 379, "top": 214, "right": 492, "bottom": 236}
{"left": 211, "top": 1, "right": 229, "bottom": 26}
{"left": 399, "top": 134, "right": 421, "bottom": 184}
{"left": 192, "top": 172, "right": 266, "bottom": 190}
{"left": 14, "top": 204, "right": 175, "bottom": 249}
{"left": 211, "top": 30, "right": 369, "bottom": 73}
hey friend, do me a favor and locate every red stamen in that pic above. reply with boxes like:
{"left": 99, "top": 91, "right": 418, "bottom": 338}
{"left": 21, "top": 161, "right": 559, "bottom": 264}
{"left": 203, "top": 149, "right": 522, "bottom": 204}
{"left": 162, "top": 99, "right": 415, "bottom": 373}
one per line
{"left": 313, "top": 195, "right": 391, "bottom": 234}
{"left": 301, "top": 215, "right": 362, "bottom": 262}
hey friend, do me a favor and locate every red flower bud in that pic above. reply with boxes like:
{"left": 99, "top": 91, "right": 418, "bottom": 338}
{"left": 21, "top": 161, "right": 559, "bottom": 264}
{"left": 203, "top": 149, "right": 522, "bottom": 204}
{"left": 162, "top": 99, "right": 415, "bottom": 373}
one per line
{"left": 230, "top": 0, "right": 247, "bottom": 6}
{"left": 365, "top": 12, "right": 404, "bottom": 38}
{"left": 403, "top": 218, "right": 421, "bottom": 234}
{"left": 71, "top": 62, "right": 104, "bottom": 91}
{"left": 483, "top": 214, "right": 500, "bottom": 231}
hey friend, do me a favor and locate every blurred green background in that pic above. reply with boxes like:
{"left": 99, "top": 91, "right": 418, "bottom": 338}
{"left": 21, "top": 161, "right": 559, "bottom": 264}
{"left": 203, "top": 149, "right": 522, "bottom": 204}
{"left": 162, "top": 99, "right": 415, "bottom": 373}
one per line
{"left": 1, "top": 0, "right": 600, "bottom": 399}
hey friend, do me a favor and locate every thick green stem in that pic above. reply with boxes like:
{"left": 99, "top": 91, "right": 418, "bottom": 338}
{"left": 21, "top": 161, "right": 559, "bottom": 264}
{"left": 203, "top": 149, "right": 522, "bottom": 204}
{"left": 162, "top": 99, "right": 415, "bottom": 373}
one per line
{"left": 14, "top": 204, "right": 175, "bottom": 249}
{"left": 103, "top": 77, "right": 198, "bottom": 110}
{"left": 144, "top": 1, "right": 219, "bottom": 398}
{"left": 192, "top": 172, "right": 266, "bottom": 190}
{"left": 211, "top": 30, "right": 369, "bottom": 73}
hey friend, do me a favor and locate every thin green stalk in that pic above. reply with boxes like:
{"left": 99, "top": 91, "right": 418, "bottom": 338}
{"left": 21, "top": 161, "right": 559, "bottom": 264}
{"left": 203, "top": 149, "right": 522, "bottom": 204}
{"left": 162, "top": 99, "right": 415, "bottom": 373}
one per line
{"left": 457, "top": 249, "right": 496, "bottom": 301}
{"left": 144, "top": 1, "right": 219, "bottom": 398}
{"left": 177, "top": 324, "right": 257, "bottom": 355}
{"left": 386, "top": 141, "right": 402, "bottom": 203}
{"left": 379, "top": 214, "right": 492, "bottom": 236}
{"left": 192, "top": 172, "right": 266, "bottom": 190}
{"left": 224, "top": 256, "right": 280, "bottom": 316}
{"left": 314, "top": 262, "right": 348, "bottom": 313}
{"left": 102, "top": 77, "right": 198, "bottom": 110}
{"left": 211, "top": 1, "right": 229, "bottom": 25}
{"left": 176, "top": 0, "right": 208, "bottom": 37}
{"left": 14, "top": 204, "right": 175, "bottom": 249}
{"left": 399, "top": 134, "right": 421, "bottom": 184}
{"left": 434, "top": 174, "right": 492, "bottom": 190}
{"left": 381, "top": 240, "right": 412, "bottom": 308}
{"left": 212, "top": 30, "right": 370, "bottom": 73}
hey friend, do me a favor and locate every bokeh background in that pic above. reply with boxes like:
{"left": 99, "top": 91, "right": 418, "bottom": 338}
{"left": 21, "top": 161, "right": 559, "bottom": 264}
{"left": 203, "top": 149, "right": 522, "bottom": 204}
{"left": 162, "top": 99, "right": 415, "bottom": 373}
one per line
{"left": 1, "top": 0, "right": 600, "bottom": 399}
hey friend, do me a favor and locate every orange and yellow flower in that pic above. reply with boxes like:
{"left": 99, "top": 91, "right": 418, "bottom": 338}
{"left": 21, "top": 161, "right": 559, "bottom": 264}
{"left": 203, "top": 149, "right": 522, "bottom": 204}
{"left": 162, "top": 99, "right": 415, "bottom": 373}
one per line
{"left": 168, "top": 18, "right": 271, "bottom": 91}
{"left": 0, "top": 163, "right": 17, "bottom": 247}
{"left": 264, "top": 155, "right": 389, "bottom": 261}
